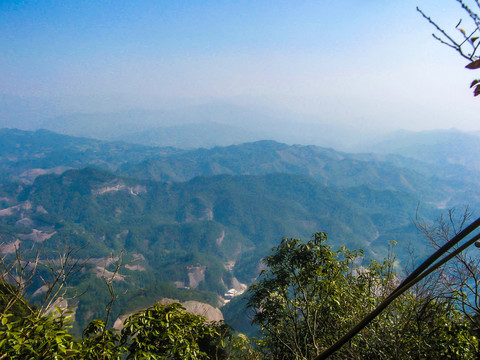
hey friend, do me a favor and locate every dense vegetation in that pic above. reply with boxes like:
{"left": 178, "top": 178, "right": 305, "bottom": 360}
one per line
{"left": 0, "top": 297, "right": 239, "bottom": 359}
{"left": 248, "top": 233, "right": 478, "bottom": 359}
{"left": 0, "top": 165, "right": 437, "bottom": 331}
{"left": 2, "top": 128, "right": 480, "bottom": 357}
{"left": 2, "top": 232, "right": 479, "bottom": 359}
{"left": 0, "top": 128, "right": 179, "bottom": 183}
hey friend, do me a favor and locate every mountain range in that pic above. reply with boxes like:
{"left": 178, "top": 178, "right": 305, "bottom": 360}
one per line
{"left": 2, "top": 101, "right": 382, "bottom": 151}
{"left": 0, "top": 127, "right": 478, "bottom": 334}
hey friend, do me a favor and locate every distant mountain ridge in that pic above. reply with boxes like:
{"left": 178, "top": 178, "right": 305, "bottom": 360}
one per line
{"left": 120, "top": 139, "right": 479, "bottom": 209}
{"left": 115, "top": 121, "right": 261, "bottom": 149}
{"left": 35, "top": 103, "right": 380, "bottom": 150}
{"left": 367, "top": 129, "right": 480, "bottom": 171}
{"left": 1, "top": 128, "right": 479, "bottom": 209}
{"left": 0, "top": 128, "right": 179, "bottom": 183}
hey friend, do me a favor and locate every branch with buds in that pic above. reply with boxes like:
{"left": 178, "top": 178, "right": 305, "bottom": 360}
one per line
{"left": 418, "top": 1, "right": 480, "bottom": 96}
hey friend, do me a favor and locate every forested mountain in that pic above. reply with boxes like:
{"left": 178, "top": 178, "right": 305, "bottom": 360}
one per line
{"left": 0, "top": 166, "right": 433, "bottom": 332}
{"left": 0, "top": 128, "right": 179, "bottom": 183}
{"left": 4, "top": 128, "right": 479, "bottom": 210}
{"left": 120, "top": 139, "right": 480, "bottom": 209}
{"left": 0, "top": 127, "right": 478, "bottom": 336}
{"left": 368, "top": 129, "right": 480, "bottom": 171}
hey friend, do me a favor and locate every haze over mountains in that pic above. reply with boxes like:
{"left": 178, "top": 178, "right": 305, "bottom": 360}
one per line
{"left": 0, "top": 98, "right": 386, "bottom": 151}
{"left": 3, "top": 93, "right": 477, "bottom": 153}
{"left": 3, "top": 0, "right": 480, "bottom": 349}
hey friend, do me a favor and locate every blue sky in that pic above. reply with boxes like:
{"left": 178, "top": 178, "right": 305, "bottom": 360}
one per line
{"left": 1, "top": 0, "right": 479, "bottom": 131}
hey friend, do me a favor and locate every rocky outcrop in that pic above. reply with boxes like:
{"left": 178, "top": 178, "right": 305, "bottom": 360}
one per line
{"left": 187, "top": 265, "right": 206, "bottom": 288}
{"left": 113, "top": 299, "right": 223, "bottom": 330}
{"left": 92, "top": 180, "right": 147, "bottom": 196}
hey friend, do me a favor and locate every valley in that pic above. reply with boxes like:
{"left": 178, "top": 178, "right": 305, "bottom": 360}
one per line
{"left": 0, "top": 127, "right": 478, "bottom": 335}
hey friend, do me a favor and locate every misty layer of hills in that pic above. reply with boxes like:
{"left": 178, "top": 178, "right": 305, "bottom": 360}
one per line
{"left": 0, "top": 100, "right": 385, "bottom": 151}
{"left": 0, "top": 126, "right": 478, "bottom": 334}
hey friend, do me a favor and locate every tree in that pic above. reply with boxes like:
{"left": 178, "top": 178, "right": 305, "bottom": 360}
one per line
{"left": 121, "top": 302, "right": 229, "bottom": 360}
{"left": 0, "top": 281, "right": 34, "bottom": 320}
{"left": 248, "top": 232, "right": 477, "bottom": 359}
{"left": 417, "top": 1, "right": 480, "bottom": 96}
{"left": 416, "top": 208, "right": 480, "bottom": 343}
{"left": 248, "top": 232, "right": 373, "bottom": 359}
{"left": 0, "top": 243, "right": 85, "bottom": 359}
{"left": 0, "top": 242, "right": 245, "bottom": 359}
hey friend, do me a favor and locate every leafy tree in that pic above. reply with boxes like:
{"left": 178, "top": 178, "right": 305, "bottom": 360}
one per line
{"left": 121, "top": 302, "right": 229, "bottom": 360}
{"left": 0, "top": 299, "right": 247, "bottom": 359}
{"left": 248, "top": 232, "right": 371, "bottom": 359}
{"left": 248, "top": 232, "right": 477, "bottom": 359}
{"left": 0, "top": 308, "right": 78, "bottom": 360}
{"left": 79, "top": 319, "right": 125, "bottom": 360}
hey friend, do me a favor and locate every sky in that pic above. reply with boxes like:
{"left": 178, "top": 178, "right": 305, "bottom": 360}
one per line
{"left": 1, "top": 0, "right": 479, "bottom": 132}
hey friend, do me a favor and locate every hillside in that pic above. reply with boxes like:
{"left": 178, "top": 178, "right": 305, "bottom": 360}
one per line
{"left": 120, "top": 140, "right": 480, "bottom": 209}
{"left": 0, "top": 166, "right": 435, "bottom": 331}
{"left": 0, "top": 128, "right": 179, "bottom": 183}
{"left": 1, "top": 127, "right": 479, "bottom": 335}
{"left": 3, "top": 128, "right": 478, "bottom": 210}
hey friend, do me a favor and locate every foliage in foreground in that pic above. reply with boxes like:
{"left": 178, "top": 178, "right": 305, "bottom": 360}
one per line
{"left": 418, "top": 0, "right": 480, "bottom": 96}
{"left": 1, "top": 232, "right": 480, "bottom": 359}
{"left": 248, "top": 232, "right": 478, "bottom": 359}
{"left": 0, "top": 301, "right": 250, "bottom": 360}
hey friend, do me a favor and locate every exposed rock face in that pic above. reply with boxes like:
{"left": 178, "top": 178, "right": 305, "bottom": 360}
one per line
{"left": 230, "top": 277, "right": 247, "bottom": 293}
{"left": 172, "top": 281, "right": 185, "bottom": 288}
{"left": 32, "top": 285, "right": 49, "bottom": 297}
{"left": 216, "top": 230, "right": 225, "bottom": 245}
{"left": 17, "top": 229, "right": 56, "bottom": 243}
{"left": 187, "top": 265, "right": 206, "bottom": 288}
{"left": 94, "top": 266, "right": 125, "bottom": 281}
{"left": 92, "top": 180, "right": 147, "bottom": 196}
{"left": 0, "top": 239, "right": 21, "bottom": 254}
{"left": 113, "top": 299, "right": 223, "bottom": 330}
{"left": 125, "top": 264, "right": 145, "bottom": 271}
{"left": 15, "top": 217, "right": 34, "bottom": 227}
{"left": 161, "top": 298, "right": 224, "bottom": 322}
{"left": 0, "top": 201, "right": 32, "bottom": 216}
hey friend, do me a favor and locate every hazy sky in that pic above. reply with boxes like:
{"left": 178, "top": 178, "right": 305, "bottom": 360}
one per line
{"left": 1, "top": 0, "right": 479, "bottom": 131}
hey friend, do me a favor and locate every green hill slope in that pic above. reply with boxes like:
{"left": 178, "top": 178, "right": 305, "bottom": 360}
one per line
{"left": 120, "top": 140, "right": 478, "bottom": 208}
{"left": 0, "top": 167, "right": 434, "bottom": 331}
{"left": 0, "top": 128, "right": 178, "bottom": 183}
